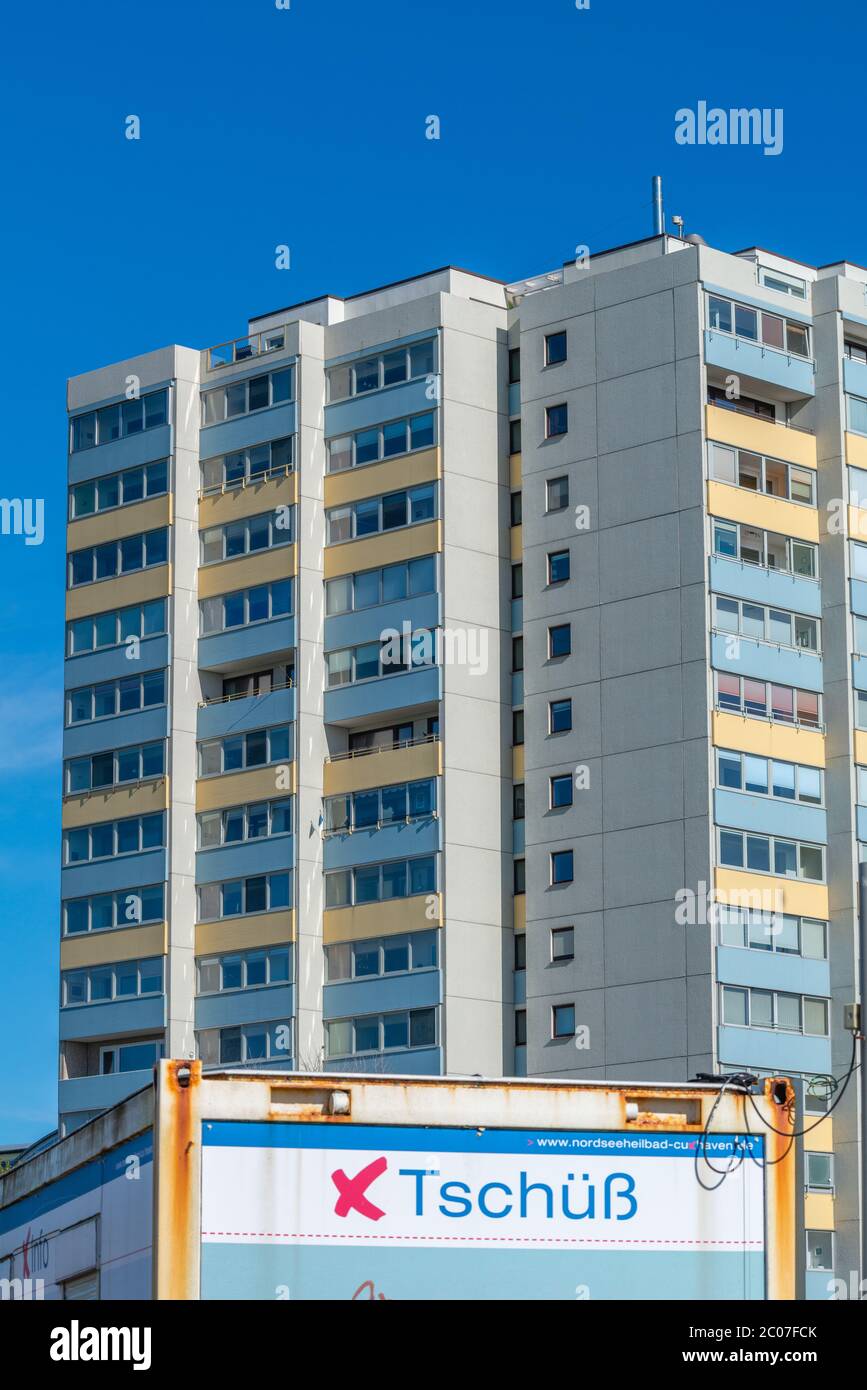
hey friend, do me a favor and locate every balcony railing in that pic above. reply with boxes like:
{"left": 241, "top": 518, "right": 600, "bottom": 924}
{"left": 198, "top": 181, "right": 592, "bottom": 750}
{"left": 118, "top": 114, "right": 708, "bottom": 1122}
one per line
{"left": 198, "top": 679, "right": 293, "bottom": 709}
{"left": 199, "top": 462, "right": 294, "bottom": 501}
{"left": 706, "top": 396, "right": 814, "bottom": 434}
{"left": 205, "top": 326, "right": 289, "bottom": 372}
{"left": 325, "top": 733, "right": 440, "bottom": 763}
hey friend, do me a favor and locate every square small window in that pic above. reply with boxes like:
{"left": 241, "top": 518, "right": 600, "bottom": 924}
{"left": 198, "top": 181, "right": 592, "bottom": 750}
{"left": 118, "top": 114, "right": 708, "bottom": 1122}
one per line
{"left": 513, "top": 709, "right": 524, "bottom": 746}
{"left": 551, "top": 849, "right": 574, "bottom": 885}
{"left": 515, "top": 1009, "right": 527, "bottom": 1046}
{"left": 510, "top": 492, "right": 522, "bottom": 526}
{"left": 548, "top": 624, "right": 571, "bottom": 658}
{"left": 805, "top": 1152, "right": 833, "bottom": 1192}
{"left": 548, "top": 549, "right": 570, "bottom": 584}
{"left": 512, "top": 636, "right": 524, "bottom": 671}
{"left": 552, "top": 926, "right": 574, "bottom": 961}
{"left": 546, "top": 403, "right": 568, "bottom": 438}
{"left": 512, "top": 564, "right": 523, "bottom": 599}
{"left": 550, "top": 774, "right": 573, "bottom": 809}
{"left": 514, "top": 933, "right": 526, "bottom": 971}
{"left": 549, "top": 698, "right": 572, "bottom": 734}
{"left": 552, "top": 1002, "right": 575, "bottom": 1038}
{"left": 513, "top": 783, "right": 525, "bottom": 819}
{"left": 509, "top": 419, "right": 522, "bottom": 454}
{"left": 806, "top": 1229, "right": 833, "bottom": 1272}
{"left": 546, "top": 476, "right": 569, "bottom": 512}
{"left": 509, "top": 348, "right": 521, "bottom": 384}
{"left": 545, "top": 331, "right": 567, "bottom": 366}
{"left": 513, "top": 858, "right": 526, "bottom": 894}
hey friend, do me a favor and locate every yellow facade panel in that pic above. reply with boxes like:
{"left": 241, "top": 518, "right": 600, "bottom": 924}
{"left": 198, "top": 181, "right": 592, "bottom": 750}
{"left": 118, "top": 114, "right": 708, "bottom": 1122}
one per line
{"left": 804, "top": 1116, "right": 834, "bottom": 1153}
{"left": 514, "top": 895, "right": 526, "bottom": 932}
{"left": 845, "top": 431, "right": 867, "bottom": 471}
{"left": 713, "top": 868, "right": 828, "bottom": 920}
{"left": 65, "top": 565, "right": 171, "bottom": 621}
{"left": 510, "top": 453, "right": 522, "bottom": 490}
{"left": 323, "top": 447, "right": 440, "bottom": 509}
{"left": 62, "top": 778, "right": 170, "bottom": 829}
{"left": 804, "top": 1193, "right": 835, "bottom": 1230}
{"left": 512, "top": 745, "right": 525, "bottom": 781}
{"left": 855, "top": 732, "right": 867, "bottom": 766}
{"left": 323, "top": 895, "right": 443, "bottom": 944}
{"left": 198, "top": 472, "right": 297, "bottom": 527}
{"left": 323, "top": 521, "right": 441, "bottom": 580}
{"left": 60, "top": 921, "right": 167, "bottom": 971}
{"left": 67, "top": 495, "right": 172, "bottom": 552}
{"left": 196, "top": 763, "right": 295, "bottom": 813}
{"left": 711, "top": 711, "right": 826, "bottom": 768}
{"left": 706, "top": 481, "right": 819, "bottom": 543}
{"left": 848, "top": 505, "right": 867, "bottom": 542}
{"left": 510, "top": 525, "right": 523, "bottom": 563}
{"left": 324, "top": 740, "right": 442, "bottom": 796}
{"left": 195, "top": 910, "right": 295, "bottom": 957}
{"left": 705, "top": 405, "right": 817, "bottom": 469}
{"left": 198, "top": 543, "right": 296, "bottom": 600}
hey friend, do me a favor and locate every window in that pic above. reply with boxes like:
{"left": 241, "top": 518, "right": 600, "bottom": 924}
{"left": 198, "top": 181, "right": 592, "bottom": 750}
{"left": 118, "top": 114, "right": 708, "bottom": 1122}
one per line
{"left": 712, "top": 518, "right": 817, "bottom": 578}
{"left": 545, "top": 331, "right": 567, "bottom": 366}
{"left": 198, "top": 1020, "right": 292, "bottom": 1068}
{"left": 849, "top": 395, "right": 867, "bottom": 436}
{"left": 325, "top": 555, "right": 437, "bottom": 615}
{"left": 708, "top": 442, "right": 815, "bottom": 506}
{"left": 512, "top": 635, "right": 524, "bottom": 671}
{"left": 546, "top": 476, "right": 569, "bottom": 512}
{"left": 552, "top": 1003, "right": 575, "bottom": 1038}
{"left": 325, "top": 629, "right": 437, "bottom": 687}
{"left": 510, "top": 419, "right": 522, "bottom": 454}
{"left": 509, "top": 348, "right": 521, "bottom": 384}
{"left": 100, "top": 1040, "right": 164, "bottom": 1075}
{"left": 202, "top": 367, "right": 293, "bottom": 425}
{"left": 717, "top": 906, "right": 827, "bottom": 960}
{"left": 511, "top": 564, "right": 523, "bottom": 599}
{"left": 326, "top": 482, "right": 437, "bottom": 543}
{"left": 324, "top": 856, "right": 437, "bottom": 908}
{"left": 325, "top": 1007, "right": 437, "bottom": 1058}
{"left": 70, "top": 389, "right": 168, "bottom": 452}
{"left": 549, "top": 698, "right": 572, "bottom": 733}
{"left": 550, "top": 774, "right": 573, "bottom": 809}
{"left": 514, "top": 933, "right": 526, "bottom": 971}
{"left": 551, "top": 849, "right": 574, "bottom": 885}
{"left": 512, "top": 709, "right": 524, "bottom": 746}
{"left": 716, "top": 748, "right": 823, "bottom": 805}
{"left": 711, "top": 594, "right": 819, "bottom": 653}
{"left": 200, "top": 579, "right": 293, "bottom": 636}
{"left": 66, "top": 670, "right": 166, "bottom": 726}
{"left": 718, "top": 829, "right": 824, "bottom": 882}
{"left": 806, "top": 1230, "right": 834, "bottom": 1272}
{"left": 198, "top": 725, "right": 292, "bottom": 777}
{"left": 513, "top": 858, "right": 526, "bottom": 894}
{"left": 197, "top": 872, "right": 293, "bottom": 922}
{"left": 70, "top": 460, "right": 168, "bottom": 519}
{"left": 514, "top": 1010, "right": 527, "bottom": 1047}
{"left": 200, "top": 509, "right": 294, "bottom": 564}
{"left": 63, "top": 813, "right": 165, "bottom": 866}
{"left": 63, "top": 884, "right": 165, "bottom": 936}
{"left": 512, "top": 783, "right": 525, "bottom": 820}
{"left": 552, "top": 926, "right": 575, "bottom": 961}
{"left": 707, "top": 294, "right": 810, "bottom": 358}
{"left": 759, "top": 267, "right": 807, "bottom": 299}
{"left": 62, "top": 957, "right": 163, "bottom": 1007}
{"left": 714, "top": 671, "right": 820, "bottom": 728}
{"left": 546, "top": 403, "right": 568, "bottom": 438}
{"left": 805, "top": 1152, "right": 834, "bottom": 1193}
{"left": 197, "top": 947, "right": 291, "bottom": 995}
{"left": 67, "top": 599, "right": 167, "bottom": 657}
{"left": 548, "top": 623, "right": 571, "bottom": 658}
{"left": 68, "top": 528, "right": 168, "bottom": 587}
{"left": 323, "top": 779, "right": 436, "bottom": 834}
{"left": 845, "top": 339, "right": 867, "bottom": 364}
{"left": 510, "top": 492, "right": 522, "bottom": 525}
{"left": 65, "top": 741, "right": 165, "bottom": 795}
{"left": 200, "top": 436, "right": 294, "bottom": 493}
{"left": 326, "top": 411, "right": 436, "bottom": 472}
{"left": 721, "top": 985, "right": 829, "bottom": 1036}
{"left": 326, "top": 340, "right": 436, "bottom": 403}
{"left": 325, "top": 931, "right": 437, "bottom": 983}
{"left": 548, "top": 549, "right": 570, "bottom": 584}
{"left": 198, "top": 798, "right": 293, "bottom": 849}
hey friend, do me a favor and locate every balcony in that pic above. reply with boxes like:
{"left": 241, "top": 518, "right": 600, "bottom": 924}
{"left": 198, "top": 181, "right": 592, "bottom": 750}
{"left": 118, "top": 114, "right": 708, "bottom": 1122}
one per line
{"left": 705, "top": 329, "right": 815, "bottom": 399}
{"left": 324, "top": 735, "right": 441, "bottom": 795}
{"left": 323, "top": 815, "right": 441, "bottom": 870}
{"left": 59, "top": 1068, "right": 154, "bottom": 1115}
{"left": 709, "top": 555, "right": 821, "bottom": 618}
{"left": 705, "top": 403, "right": 816, "bottom": 469}
{"left": 198, "top": 618, "right": 295, "bottom": 673}
{"left": 196, "top": 682, "right": 294, "bottom": 740}
{"left": 324, "top": 664, "right": 442, "bottom": 726}
{"left": 204, "top": 326, "right": 289, "bottom": 373}
{"left": 711, "top": 631, "right": 822, "bottom": 693}
{"left": 59, "top": 994, "right": 166, "bottom": 1043}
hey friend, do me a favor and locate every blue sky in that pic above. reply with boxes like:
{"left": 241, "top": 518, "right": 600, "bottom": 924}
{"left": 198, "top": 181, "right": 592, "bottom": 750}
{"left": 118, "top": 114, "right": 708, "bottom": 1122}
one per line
{"left": 1, "top": 0, "right": 864, "bottom": 1141}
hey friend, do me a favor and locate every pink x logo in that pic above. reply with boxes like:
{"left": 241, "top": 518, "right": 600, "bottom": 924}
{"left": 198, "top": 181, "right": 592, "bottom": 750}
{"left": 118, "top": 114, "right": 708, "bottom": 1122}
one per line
{"left": 331, "top": 1156, "right": 388, "bottom": 1221}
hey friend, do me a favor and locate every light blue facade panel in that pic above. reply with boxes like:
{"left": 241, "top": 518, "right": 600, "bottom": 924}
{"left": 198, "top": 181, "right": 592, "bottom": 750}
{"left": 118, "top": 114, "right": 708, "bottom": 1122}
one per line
{"left": 514, "top": 971, "right": 526, "bottom": 1006}
{"left": 62, "top": 705, "right": 168, "bottom": 760}
{"left": 324, "top": 665, "right": 442, "bottom": 724}
{"left": 324, "top": 378, "right": 438, "bottom": 438}
{"left": 508, "top": 382, "right": 521, "bottom": 416}
{"left": 198, "top": 617, "right": 295, "bottom": 672}
{"left": 805, "top": 1272, "right": 834, "bottom": 1300}
{"left": 323, "top": 969, "right": 441, "bottom": 1018}
{"left": 716, "top": 946, "right": 830, "bottom": 998}
{"left": 717, "top": 1024, "right": 831, "bottom": 1075}
{"left": 852, "top": 655, "right": 867, "bottom": 692}
{"left": 704, "top": 330, "right": 815, "bottom": 397}
{"left": 857, "top": 805, "right": 867, "bottom": 842}
{"left": 64, "top": 636, "right": 170, "bottom": 690}
{"left": 59, "top": 994, "right": 166, "bottom": 1042}
{"left": 511, "top": 672, "right": 524, "bottom": 706}
{"left": 844, "top": 357, "right": 867, "bottom": 399}
{"left": 196, "top": 686, "right": 294, "bottom": 739}
{"left": 513, "top": 820, "right": 525, "bottom": 854}
{"left": 709, "top": 556, "right": 821, "bottom": 618}
{"left": 61, "top": 848, "right": 167, "bottom": 899}
{"left": 511, "top": 598, "right": 523, "bottom": 633}
{"left": 324, "top": 593, "right": 441, "bottom": 653}
{"left": 713, "top": 788, "right": 826, "bottom": 843}
{"left": 68, "top": 424, "right": 172, "bottom": 484}
{"left": 195, "top": 985, "right": 294, "bottom": 1032}
{"left": 195, "top": 836, "right": 294, "bottom": 885}
{"left": 711, "top": 632, "right": 823, "bottom": 692}
{"left": 850, "top": 579, "right": 867, "bottom": 618}
{"left": 59, "top": 1069, "right": 153, "bottom": 1115}
{"left": 327, "top": 1046, "right": 441, "bottom": 1076}
{"left": 513, "top": 1045, "right": 527, "bottom": 1077}
{"left": 199, "top": 402, "right": 296, "bottom": 458}
{"left": 323, "top": 817, "right": 440, "bottom": 871}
